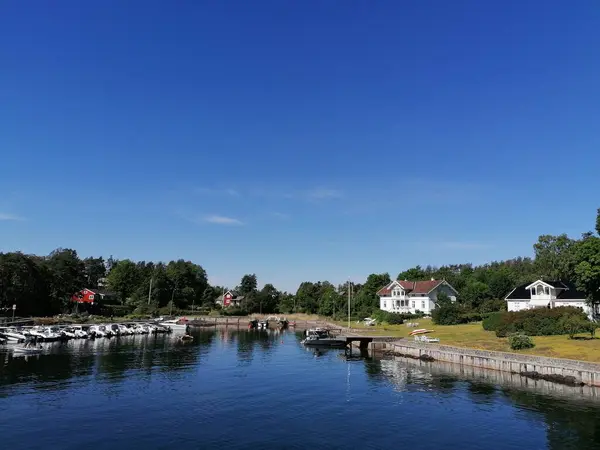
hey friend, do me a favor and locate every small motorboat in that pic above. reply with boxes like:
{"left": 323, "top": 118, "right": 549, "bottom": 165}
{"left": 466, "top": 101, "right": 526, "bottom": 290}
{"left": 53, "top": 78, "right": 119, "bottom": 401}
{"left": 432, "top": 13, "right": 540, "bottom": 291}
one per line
{"left": 12, "top": 344, "right": 44, "bottom": 355}
{"left": 301, "top": 328, "right": 347, "bottom": 348}
{"left": 177, "top": 334, "right": 194, "bottom": 342}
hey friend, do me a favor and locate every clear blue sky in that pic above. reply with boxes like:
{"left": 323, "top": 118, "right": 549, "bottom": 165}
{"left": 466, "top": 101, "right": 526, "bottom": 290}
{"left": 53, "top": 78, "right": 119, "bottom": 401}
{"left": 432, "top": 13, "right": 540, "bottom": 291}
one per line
{"left": 1, "top": 1, "right": 599, "bottom": 292}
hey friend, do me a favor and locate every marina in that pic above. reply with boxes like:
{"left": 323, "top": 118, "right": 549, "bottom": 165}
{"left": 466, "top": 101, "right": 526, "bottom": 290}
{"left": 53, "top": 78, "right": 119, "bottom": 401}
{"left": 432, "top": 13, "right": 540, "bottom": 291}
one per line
{"left": 1, "top": 328, "right": 599, "bottom": 449}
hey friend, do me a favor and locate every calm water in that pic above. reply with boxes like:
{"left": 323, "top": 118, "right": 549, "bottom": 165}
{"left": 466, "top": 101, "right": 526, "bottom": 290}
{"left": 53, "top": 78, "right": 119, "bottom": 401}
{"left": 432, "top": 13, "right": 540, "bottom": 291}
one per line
{"left": 1, "top": 329, "right": 600, "bottom": 449}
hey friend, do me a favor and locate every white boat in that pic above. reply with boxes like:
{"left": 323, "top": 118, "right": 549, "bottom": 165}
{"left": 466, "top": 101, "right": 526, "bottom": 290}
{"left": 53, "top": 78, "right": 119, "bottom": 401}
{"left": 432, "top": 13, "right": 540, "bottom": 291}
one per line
{"left": 60, "top": 328, "right": 76, "bottom": 339}
{"left": 301, "top": 328, "right": 347, "bottom": 348}
{"left": 0, "top": 327, "right": 27, "bottom": 343}
{"left": 71, "top": 325, "right": 89, "bottom": 338}
{"left": 158, "top": 318, "right": 189, "bottom": 331}
{"left": 89, "top": 325, "right": 108, "bottom": 338}
{"left": 13, "top": 344, "right": 43, "bottom": 354}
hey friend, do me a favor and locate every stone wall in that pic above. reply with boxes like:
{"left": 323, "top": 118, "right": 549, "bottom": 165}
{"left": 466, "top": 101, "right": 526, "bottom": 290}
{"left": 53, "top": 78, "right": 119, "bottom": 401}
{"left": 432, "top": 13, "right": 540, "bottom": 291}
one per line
{"left": 372, "top": 340, "right": 600, "bottom": 387}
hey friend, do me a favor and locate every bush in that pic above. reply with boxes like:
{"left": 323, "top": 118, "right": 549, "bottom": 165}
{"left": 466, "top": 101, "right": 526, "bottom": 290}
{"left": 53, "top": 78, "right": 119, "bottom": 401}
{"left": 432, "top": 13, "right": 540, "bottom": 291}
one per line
{"left": 432, "top": 304, "right": 464, "bottom": 325}
{"left": 482, "top": 312, "right": 504, "bottom": 331}
{"left": 371, "top": 310, "right": 404, "bottom": 325}
{"left": 560, "top": 315, "right": 593, "bottom": 339}
{"left": 480, "top": 298, "right": 507, "bottom": 314}
{"left": 495, "top": 306, "right": 589, "bottom": 337}
{"left": 509, "top": 334, "right": 535, "bottom": 350}
{"left": 460, "top": 312, "right": 482, "bottom": 323}
{"left": 101, "top": 304, "right": 134, "bottom": 317}
{"left": 386, "top": 313, "right": 404, "bottom": 325}
{"left": 221, "top": 307, "right": 248, "bottom": 316}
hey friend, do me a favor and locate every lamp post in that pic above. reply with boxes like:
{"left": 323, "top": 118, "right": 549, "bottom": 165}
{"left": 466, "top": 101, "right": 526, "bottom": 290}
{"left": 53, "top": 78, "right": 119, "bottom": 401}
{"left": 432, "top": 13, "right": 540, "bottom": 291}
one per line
{"left": 170, "top": 284, "right": 177, "bottom": 316}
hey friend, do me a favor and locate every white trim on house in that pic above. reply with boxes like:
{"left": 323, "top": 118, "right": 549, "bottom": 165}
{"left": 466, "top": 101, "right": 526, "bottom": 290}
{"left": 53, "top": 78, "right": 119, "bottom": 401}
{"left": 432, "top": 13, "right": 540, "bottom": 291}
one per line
{"left": 525, "top": 280, "right": 555, "bottom": 290}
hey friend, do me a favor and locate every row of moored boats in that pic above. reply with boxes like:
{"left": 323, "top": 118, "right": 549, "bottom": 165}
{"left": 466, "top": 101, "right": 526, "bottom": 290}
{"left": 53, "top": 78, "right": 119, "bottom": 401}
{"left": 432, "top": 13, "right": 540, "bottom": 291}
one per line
{"left": 0, "top": 322, "right": 176, "bottom": 344}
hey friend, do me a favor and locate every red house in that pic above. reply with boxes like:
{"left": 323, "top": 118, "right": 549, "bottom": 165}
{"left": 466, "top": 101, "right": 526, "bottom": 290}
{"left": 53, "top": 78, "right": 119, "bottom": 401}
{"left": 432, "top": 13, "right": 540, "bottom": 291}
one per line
{"left": 217, "top": 290, "right": 245, "bottom": 308}
{"left": 71, "top": 288, "right": 116, "bottom": 305}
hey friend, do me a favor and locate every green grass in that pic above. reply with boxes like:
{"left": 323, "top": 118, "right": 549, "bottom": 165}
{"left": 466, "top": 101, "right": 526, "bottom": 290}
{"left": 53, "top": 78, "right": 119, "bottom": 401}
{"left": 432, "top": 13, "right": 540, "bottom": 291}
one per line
{"left": 332, "top": 317, "right": 600, "bottom": 363}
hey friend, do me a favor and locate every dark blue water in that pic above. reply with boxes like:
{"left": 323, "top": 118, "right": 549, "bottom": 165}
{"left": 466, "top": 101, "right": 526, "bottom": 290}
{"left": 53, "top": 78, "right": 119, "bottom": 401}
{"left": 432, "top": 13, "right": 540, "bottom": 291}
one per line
{"left": 1, "top": 329, "right": 599, "bottom": 449}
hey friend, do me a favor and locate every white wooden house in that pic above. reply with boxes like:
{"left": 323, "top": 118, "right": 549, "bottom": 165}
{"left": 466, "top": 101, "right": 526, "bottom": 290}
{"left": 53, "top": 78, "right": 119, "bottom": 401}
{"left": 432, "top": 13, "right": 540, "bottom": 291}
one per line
{"left": 377, "top": 279, "right": 458, "bottom": 315}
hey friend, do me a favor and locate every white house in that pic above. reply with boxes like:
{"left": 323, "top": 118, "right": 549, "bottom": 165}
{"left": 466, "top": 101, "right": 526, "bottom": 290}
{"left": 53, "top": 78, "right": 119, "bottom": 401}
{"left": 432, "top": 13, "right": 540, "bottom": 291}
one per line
{"left": 377, "top": 279, "right": 458, "bottom": 315}
{"left": 505, "top": 279, "right": 597, "bottom": 318}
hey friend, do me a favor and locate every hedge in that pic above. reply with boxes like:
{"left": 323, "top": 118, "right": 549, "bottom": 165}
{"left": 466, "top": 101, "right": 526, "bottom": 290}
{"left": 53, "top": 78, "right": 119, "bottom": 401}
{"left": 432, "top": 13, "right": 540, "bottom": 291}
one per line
{"left": 494, "top": 306, "right": 589, "bottom": 337}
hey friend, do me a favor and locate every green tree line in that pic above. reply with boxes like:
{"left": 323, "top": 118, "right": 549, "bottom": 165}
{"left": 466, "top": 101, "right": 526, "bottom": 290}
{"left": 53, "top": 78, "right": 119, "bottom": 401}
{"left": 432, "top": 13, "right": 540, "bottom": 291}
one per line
{"left": 1, "top": 208, "right": 599, "bottom": 318}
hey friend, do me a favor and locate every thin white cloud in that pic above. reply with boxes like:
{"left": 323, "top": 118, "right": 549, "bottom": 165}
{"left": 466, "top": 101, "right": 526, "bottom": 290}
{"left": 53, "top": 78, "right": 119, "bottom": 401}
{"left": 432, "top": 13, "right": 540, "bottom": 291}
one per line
{"left": 271, "top": 212, "right": 290, "bottom": 220}
{"left": 203, "top": 215, "right": 244, "bottom": 226}
{"left": 0, "top": 213, "right": 24, "bottom": 221}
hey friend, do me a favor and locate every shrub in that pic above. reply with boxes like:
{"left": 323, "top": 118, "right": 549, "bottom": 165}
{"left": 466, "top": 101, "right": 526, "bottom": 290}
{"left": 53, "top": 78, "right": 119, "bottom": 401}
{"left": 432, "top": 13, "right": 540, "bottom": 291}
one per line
{"left": 386, "top": 313, "right": 404, "bottom": 325}
{"left": 482, "top": 312, "right": 504, "bottom": 331}
{"left": 371, "top": 310, "right": 404, "bottom": 325}
{"left": 460, "top": 312, "right": 482, "bottom": 323}
{"left": 221, "top": 307, "right": 248, "bottom": 316}
{"left": 560, "top": 315, "right": 593, "bottom": 339}
{"left": 509, "top": 334, "right": 535, "bottom": 350}
{"left": 480, "top": 298, "right": 507, "bottom": 314}
{"left": 495, "top": 306, "right": 589, "bottom": 337}
{"left": 432, "top": 304, "right": 464, "bottom": 325}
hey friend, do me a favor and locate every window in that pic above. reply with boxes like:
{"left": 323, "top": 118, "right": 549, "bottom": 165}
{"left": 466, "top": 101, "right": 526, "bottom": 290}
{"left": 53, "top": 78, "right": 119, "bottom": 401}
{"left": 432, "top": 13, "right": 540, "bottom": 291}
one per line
{"left": 89, "top": 295, "right": 94, "bottom": 300}
{"left": 383, "top": 301, "right": 386, "bottom": 308}
{"left": 421, "top": 301, "right": 425, "bottom": 309}
{"left": 411, "top": 301, "right": 415, "bottom": 308}
{"left": 395, "top": 301, "right": 400, "bottom": 308}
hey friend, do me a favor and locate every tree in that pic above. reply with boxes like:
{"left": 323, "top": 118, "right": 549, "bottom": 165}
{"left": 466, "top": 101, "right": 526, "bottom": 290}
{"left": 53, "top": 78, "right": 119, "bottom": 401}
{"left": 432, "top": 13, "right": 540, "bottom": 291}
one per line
{"left": 166, "top": 259, "right": 208, "bottom": 308}
{"left": 436, "top": 292, "right": 452, "bottom": 307}
{"left": 397, "top": 266, "right": 427, "bottom": 281}
{"left": 45, "top": 248, "right": 86, "bottom": 312}
{"left": 533, "top": 234, "right": 575, "bottom": 280}
{"left": 83, "top": 257, "right": 106, "bottom": 288}
{"left": 238, "top": 274, "right": 258, "bottom": 296}
{"left": 459, "top": 281, "right": 491, "bottom": 311}
{"left": 256, "top": 283, "right": 280, "bottom": 314}
{"left": 572, "top": 234, "right": 600, "bottom": 306}
{"left": 106, "top": 259, "right": 140, "bottom": 304}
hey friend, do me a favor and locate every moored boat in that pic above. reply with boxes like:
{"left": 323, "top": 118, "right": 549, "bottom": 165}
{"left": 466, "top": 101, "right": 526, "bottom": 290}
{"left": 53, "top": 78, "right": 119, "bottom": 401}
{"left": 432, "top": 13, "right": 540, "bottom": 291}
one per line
{"left": 301, "top": 328, "right": 347, "bottom": 348}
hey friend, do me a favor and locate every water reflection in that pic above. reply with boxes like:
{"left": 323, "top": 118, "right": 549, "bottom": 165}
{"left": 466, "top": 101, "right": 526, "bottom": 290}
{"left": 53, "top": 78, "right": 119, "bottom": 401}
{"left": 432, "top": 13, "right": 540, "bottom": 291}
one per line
{"left": 370, "top": 355, "right": 600, "bottom": 450}
{"left": 2, "top": 329, "right": 600, "bottom": 449}
{"left": 0, "top": 331, "right": 216, "bottom": 392}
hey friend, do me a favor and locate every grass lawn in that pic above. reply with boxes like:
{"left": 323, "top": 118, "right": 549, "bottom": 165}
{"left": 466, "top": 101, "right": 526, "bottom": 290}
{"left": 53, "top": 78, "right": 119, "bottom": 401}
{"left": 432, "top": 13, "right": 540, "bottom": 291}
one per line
{"left": 332, "top": 317, "right": 600, "bottom": 363}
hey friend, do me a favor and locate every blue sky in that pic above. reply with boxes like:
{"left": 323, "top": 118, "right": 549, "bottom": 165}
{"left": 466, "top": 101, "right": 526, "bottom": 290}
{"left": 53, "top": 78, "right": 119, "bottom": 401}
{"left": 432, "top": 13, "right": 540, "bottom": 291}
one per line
{"left": 1, "top": 1, "right": 599, "bottom": 292}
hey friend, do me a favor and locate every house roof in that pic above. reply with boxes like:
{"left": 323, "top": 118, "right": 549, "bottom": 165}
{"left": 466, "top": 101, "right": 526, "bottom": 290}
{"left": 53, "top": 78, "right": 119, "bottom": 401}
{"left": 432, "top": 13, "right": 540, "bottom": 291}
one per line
{"left": 524, "top": 280, "right": 568, "bottom": 290}
{"left": 506, "top": 281, "right": 586, "bottom": 300}
{"left": 377, "top": 279, "right": 455, "bottom": 296}
{"left": 215, "top": 291, "right": 245, "bottom": 301}
{"left": 83, "top": 288, "right": 116, "bottom": 296}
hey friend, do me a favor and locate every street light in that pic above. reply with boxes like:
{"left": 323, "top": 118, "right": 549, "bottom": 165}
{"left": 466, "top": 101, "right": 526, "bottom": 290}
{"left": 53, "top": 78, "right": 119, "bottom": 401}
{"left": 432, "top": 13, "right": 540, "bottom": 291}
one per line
{"left": 170, "top": 284, "right": 177, "bottom": 316}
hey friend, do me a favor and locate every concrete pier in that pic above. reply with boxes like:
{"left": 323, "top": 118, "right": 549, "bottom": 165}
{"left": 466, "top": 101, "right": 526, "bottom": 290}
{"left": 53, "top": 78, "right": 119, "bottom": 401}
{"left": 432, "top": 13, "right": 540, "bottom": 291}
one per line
{"left": 368, "top": 340, "right": 600, "bottom": 387}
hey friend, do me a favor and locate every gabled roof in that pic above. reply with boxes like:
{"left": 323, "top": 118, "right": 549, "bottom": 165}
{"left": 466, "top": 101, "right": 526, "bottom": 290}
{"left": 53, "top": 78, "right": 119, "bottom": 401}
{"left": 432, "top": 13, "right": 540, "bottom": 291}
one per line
{"left": 524, "top": 280, "right": 568, "bottom": 290}
{"left": 377, "top": 279, "right": 457, "bottom": 296}
{"left": 506, "top": 281, "right": 586, "bottom": 300}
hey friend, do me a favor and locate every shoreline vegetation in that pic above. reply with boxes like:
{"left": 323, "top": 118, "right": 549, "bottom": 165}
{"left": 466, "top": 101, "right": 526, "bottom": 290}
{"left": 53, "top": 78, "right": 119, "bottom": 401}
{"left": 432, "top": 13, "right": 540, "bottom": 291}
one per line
{"left": 2, "top": 209, "right": 600, "bottom": 363}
